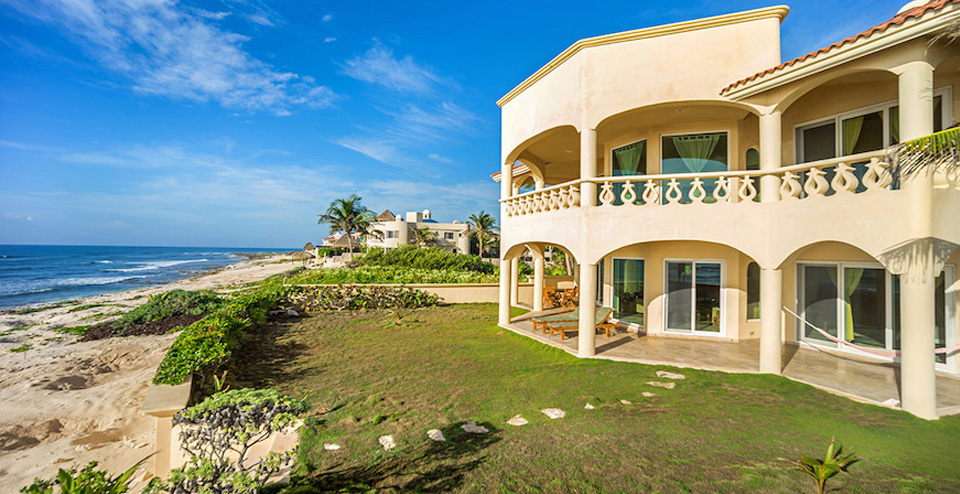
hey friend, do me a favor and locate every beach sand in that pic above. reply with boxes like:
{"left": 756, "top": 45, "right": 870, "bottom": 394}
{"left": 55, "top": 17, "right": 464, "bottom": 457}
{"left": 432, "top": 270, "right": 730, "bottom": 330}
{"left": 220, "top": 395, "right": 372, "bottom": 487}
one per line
{"left": 0, "top": 255, "right": 297, "bottom": 492}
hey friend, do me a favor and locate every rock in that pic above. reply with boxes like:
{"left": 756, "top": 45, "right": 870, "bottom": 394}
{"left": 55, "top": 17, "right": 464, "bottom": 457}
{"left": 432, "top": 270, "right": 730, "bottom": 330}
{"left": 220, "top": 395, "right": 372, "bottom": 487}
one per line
{"left": 646, "top": 381, "right": 675, "bottom": 389}
{"left": 427, "top": 429, "right": 446, "bottom": 441}
{"left": 642, "top": 392, "right": 656, "bottom": 398}
{"left": 323, "top": 442, "right": 341, "bottom": 450}
{"left": 656, "top": 370, "right": 686, "bottom": 380}
{"left": 461, "top": 421, "right": 488, "bottom": 433}
{"left": 540, "top": 408, "right": 565, "bottom": 419}
{"left": 506, "top": 415, "right": 528, "bottom": 426}
{"left": 285, "top": 309, "right": 299, "bottom": 317}
{"left": 620, "top": 399, "right": 632, "bottom": 405}
{"left": 881, "top": 398, "right": 900, "bottom": 408}
{"left": 584, "top": 403, "right": 595, "bottom": 410}
{"left": 378, "top": 435, "right": 395, "bottom": 450}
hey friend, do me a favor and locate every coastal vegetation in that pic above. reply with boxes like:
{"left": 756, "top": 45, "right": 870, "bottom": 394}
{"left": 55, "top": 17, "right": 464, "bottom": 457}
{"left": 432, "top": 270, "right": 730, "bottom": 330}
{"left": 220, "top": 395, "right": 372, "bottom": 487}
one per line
{"left": 289, "top": 286, "right": 440, "bottom": 312}
{"left": 284, "top": 266, "right": 498, "bottom": 285}
{"left": 360, "top": 245, "right": 494, "bottom": 273}
{"left": 466, "top": 210, "right": 498, "bottom": 257}
{"left": 317, "top": 195, "right": 377, "bottom": 259}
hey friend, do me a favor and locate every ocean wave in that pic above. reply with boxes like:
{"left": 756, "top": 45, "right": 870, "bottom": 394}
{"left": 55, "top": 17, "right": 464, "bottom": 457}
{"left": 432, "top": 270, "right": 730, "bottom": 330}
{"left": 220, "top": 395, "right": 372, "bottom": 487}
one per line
{"left": 105, "top": 258, "right": 209, "bottom": 272}
{"left": 0, "top": 275, "right": 148, "bottom": 297}
{"left": 93, "top": 260, "right": 113, "bottom": 264}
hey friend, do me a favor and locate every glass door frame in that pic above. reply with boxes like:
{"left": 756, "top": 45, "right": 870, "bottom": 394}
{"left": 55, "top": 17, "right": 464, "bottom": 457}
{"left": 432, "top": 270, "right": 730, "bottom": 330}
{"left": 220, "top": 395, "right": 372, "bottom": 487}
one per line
{"left": 662, "top": 258, "right": 727, "bottom": 337}
{"left": 611, "top": 257, "right": 645, "bottom": 330}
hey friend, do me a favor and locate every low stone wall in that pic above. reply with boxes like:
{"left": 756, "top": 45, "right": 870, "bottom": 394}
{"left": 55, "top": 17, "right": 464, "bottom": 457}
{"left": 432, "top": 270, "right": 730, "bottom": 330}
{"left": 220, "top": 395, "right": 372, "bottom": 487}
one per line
{"left": 286, "top": 282, "right": 535, "bottom": 306}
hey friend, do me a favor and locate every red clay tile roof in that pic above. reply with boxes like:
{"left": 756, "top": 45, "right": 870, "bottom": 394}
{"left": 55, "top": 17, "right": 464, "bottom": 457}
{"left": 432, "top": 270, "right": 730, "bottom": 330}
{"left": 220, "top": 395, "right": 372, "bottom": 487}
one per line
{"left": 490, "top": 163, "right": 525, "bottom": 179}
{"left": 721, "top": 0, "right": 959, "bottom": 95}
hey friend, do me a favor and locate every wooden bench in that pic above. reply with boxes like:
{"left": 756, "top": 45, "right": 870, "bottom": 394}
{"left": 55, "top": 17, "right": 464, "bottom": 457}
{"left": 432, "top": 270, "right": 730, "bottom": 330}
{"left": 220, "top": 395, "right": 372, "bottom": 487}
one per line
{"left": 531, "top": 307, "right": 616, "bottom": 341}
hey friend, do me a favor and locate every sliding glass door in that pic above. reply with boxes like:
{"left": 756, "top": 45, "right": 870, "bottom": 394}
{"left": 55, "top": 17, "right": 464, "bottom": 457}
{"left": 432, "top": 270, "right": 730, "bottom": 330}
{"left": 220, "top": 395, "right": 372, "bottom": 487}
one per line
{"left": 613, "top": 258, "right": 644, "bottom": 326}
{"left": 665, "top": 261, "right": 723, "bottom": 335}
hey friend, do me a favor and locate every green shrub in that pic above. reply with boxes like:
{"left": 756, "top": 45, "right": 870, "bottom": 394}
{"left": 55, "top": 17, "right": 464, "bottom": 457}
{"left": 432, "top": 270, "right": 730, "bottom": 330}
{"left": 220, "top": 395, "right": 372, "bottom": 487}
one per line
{"left": 20, "top": 458, "right": 147, "bottom": 494}
{"left": 360, "top": 245, "right": 494, "bottom": 273}
{"left": 285, "top": 265, "right": 497, "bottom": 285}
{"left": 290, "top": 286, "right": 441, "bottom": 311}
{"left": 117, "top": 290, "right": 222, "bottom": 329}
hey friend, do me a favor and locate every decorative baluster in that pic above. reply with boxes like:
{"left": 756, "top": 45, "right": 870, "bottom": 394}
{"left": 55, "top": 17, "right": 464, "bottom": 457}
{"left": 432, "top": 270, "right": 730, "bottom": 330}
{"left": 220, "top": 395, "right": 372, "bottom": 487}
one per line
{"left": 665, "top": 179, "right": 683, "bottom": 204}
{"left": 803, "top": 167, "right": 830, "bottom": 197}
{"left": 689, "top": 177, "right": 706, "bottom": 204}
{"left": 738, "top": 175, "right": 758, "bottom": 202}
{"left": 620, "top": 180, "right": 637, "bottom": 205}
{"left": 712, "top": 177, "right": 731, "bottom": 203}
{"left": 862, "top": 158, "right": 893, "bottom": 190}
{"left": 598, "top": 181, "right": 615, "bottom": 206}
{"left": 642, "top": 179, "right": 660, "bottom": 206}
{"left": 569, "top": 185, "right": 581, "bottom": 207}
{"left": 779, "top": 171, "right": 802, "bottom": 199}
{"left": 830, "top": 162, "right": 859, "bottom": 194}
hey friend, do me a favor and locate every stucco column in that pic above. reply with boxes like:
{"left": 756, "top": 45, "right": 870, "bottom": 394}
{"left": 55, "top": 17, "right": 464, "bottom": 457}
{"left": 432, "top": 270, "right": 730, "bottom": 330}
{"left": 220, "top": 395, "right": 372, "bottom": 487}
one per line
{"left": 898, "top": 61, "right": 935, "bottom": 239}
{"left": 498, "top": 256, "right": 512, "bottom": 326}
{"left": 500, "top": 162, "right": 514, "bottom": 200}
{"left": 534, "top": 177, "right": 545, "bottom": 190}
{"left": 533, "top": 249, "right": 545, "bottom": 312}
{"left": 580, "top": 128, "right": 597, "bottom": 207}
{"left": 578, "top": 262, "right": 598, "bottom": 357}
{"left": 900, "top": 269, "right": 938, "bottom": 420}
{"left": 510, "top": 257, "right": 520, "bottom": 306}
{"left": 759, "top": 111, "right": 782, "bottom": 203}
{"left": 759, "top": 268, "right": 783, "bottom": 374}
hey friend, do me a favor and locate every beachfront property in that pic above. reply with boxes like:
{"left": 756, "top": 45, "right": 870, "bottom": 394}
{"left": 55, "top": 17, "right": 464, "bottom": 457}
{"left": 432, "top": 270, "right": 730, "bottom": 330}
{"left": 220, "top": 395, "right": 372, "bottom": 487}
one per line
{"left": 493, "top": 1, "right": 960, "bottom": 419}
{"left": 367, "top": 209, "right": 472, "bottom": 254}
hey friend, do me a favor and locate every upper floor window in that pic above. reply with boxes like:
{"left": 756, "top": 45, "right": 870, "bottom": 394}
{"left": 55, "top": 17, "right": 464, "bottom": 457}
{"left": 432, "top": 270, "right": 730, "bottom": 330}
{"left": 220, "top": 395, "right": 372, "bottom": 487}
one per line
{"left": 661, "top": 132, "right": 728, "bottom": 174}
{"left": 444, "top": 232, "right": 455, "bottom": 240}
{"left": 745, "top": 148, "right": 760, "bottom": 171}
{"left": 612, "top": 140, "right": 646, "bottom": 176}
{"left": 385, "top": 231, "right": 397, "bottom": 239}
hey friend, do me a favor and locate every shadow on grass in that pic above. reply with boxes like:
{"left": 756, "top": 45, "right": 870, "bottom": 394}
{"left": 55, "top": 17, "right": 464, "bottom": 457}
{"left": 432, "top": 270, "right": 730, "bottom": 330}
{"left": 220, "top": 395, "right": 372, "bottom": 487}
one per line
{"left": 227, "top": 317, "right": 309, "bottom": 389}
{"left": 286, "top": 422, "right": 501, "bottom": 493}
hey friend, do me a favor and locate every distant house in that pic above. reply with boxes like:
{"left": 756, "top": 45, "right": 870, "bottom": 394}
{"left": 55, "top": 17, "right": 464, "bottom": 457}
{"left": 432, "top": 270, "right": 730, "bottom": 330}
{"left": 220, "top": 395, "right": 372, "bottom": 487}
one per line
{"left": 367, "top": 209, "right": 471, "bottom": 254}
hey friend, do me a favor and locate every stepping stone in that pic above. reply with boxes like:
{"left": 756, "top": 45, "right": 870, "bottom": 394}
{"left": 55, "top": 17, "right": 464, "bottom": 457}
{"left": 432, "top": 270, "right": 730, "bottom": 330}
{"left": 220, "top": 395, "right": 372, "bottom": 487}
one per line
{"left": 378, "top": 435, "right": 396, "bottom": 450}
{"left": 427, "top": 429, "right": 446, "bottom": 442}
{"left": 540, "top": 408, "right": 565, "bottom": 419}
{"left": 642, "top": 392, "right": 656, "bottom": 398}
{"left": 881, "top": 398, "right": 900, "bottom": 408}
{"left": 461, "top": 421, "right": 489, "bottom": 433}
{"left": 323, "top": 442, "right": 341, "bottom": 451}
{"left": 584, "top": 403, "right": 595, "bottom": 410}
{"left": 656, "top": 370, "right": 686, "bottom": 380}
{"left": 646, "top": 381, "right": 675, "bottom": 389}
{"left": 620, "top": 399, "right": 632, "bottom": 405}
{"left": 506, "top": 415, "right": 528, "bottom": 426}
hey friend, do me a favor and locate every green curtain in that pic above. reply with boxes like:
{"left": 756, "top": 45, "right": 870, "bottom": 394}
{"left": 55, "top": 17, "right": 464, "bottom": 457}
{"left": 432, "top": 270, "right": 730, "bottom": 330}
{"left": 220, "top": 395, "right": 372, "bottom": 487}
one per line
{"left": 842, "top": 116, "right": 865, "bottom": 155}
{"left": 890, "top": 106, "right": 900, "bottom": 144}
{"left": 613, "top": 141, "right": 645, "bottom": 175}
{"left": 672, "top": 134, "right": 720, "bottom": 173}
{"left": 828, "top": 267, "right": 862, "bottom": 341}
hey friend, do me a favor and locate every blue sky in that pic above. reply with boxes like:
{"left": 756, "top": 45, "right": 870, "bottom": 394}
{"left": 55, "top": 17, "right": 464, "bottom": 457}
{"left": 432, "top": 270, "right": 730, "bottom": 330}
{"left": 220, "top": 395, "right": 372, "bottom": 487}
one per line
{"left": 0, "top": 0, "right": 910, "bottom": 248}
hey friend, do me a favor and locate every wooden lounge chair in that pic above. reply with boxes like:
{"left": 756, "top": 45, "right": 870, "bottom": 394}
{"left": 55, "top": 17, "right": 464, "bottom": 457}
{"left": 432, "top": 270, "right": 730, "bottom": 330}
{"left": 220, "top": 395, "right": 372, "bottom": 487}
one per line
{"left": 545, "top": 307, "right": 616, "bottom": 341}
{"left": 531, "top": 309, "right": 578, "bottom": 334}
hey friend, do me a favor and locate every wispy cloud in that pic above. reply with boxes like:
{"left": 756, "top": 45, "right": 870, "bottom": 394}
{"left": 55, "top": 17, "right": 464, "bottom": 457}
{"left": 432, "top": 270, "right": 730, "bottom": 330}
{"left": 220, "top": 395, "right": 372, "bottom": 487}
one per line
{"left": 428, "top": 153, "right": 454, "bottom": 165}
{"left": 324, "top": 37, "right": 337, "bottom": 43}
{"left": 340, "top": 42, "right": 444, "bottom": 94}
{"left": 5, "top": 0, "right": 335, "bottom": 115}
{"left": 322, "top": 13, "right": 334, "bottom": 22}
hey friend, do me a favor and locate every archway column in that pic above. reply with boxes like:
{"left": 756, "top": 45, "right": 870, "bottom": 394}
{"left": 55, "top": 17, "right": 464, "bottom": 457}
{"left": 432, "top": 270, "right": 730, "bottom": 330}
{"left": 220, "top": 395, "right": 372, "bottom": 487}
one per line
{"left": 498, "top": 255, "right": 513, "bottom": 326}
{"left": 578, "top": 262, "right": 598, "bottom": 357}
{"left": 580, "top": 128, "right": 597, "bottom": 207}
{"left": 900, "top": 267, "right": 938, "bottom": 419}
{"left": 759, "top": 111, "right": 782, "bottom": 202}
{"left": 759, "top": 267, "right": 783, "bottom": 374}
{"left": 532, "top": 247, "right": 545, "bottom": 312}
{"left": 510, "top": 257, "right": 520, "bottom": 307}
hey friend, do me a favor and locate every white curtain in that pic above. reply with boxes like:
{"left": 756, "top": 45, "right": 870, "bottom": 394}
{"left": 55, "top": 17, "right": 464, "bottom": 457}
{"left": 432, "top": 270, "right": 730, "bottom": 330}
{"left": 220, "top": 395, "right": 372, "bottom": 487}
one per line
{"left": 672, "top": 134, "right": 721, "bottom": 173}
{"left": 613, "top": 141, "right": 645, "bottom": 175}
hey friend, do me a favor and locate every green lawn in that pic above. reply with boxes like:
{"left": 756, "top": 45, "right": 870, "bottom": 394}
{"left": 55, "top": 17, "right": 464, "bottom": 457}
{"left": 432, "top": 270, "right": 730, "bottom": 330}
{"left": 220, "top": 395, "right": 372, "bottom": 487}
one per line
{"left": 233, "top": 304, "right": 960, "bottom": 494}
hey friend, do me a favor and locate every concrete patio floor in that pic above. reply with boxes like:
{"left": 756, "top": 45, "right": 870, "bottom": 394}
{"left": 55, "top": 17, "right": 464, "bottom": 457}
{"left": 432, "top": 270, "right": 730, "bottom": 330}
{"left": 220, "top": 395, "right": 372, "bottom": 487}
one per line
{"left": 505, "top": 311, "right": 960, "bottom": 417}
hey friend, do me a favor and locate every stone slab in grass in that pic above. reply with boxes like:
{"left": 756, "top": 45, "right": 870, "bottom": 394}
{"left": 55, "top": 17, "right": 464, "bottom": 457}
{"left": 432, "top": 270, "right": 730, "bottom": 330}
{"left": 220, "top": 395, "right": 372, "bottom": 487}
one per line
{"left": 323, "top": 442, "right": 341, "bottom": 451}
{"left": 656, "top": 370, "right": 686, "bottom": 380}
{"left": 584, "top": 403, "right": 595, "bottom": 410}
{"left": 541, "top": 408, "right": 565, "bottom": 419}
{"left": 427, "top": 429, "right": 446, "bottom": 441}
{"left": 647, "top": 381, "right": 676, "bottom": 389}
{"left": 507, "top": 415, "right": 528, "bottom": 426}
{"left": 379, "top": 435, "right": 396, "bottom": 450}
{"left": 620, "top": 399, "right": 632, "bottom": 405}
{"left": 642, "top": 392, "right": 656, "bottom": 398}
{"left": 461, "top": 421, "right": 489, "bottom": 433}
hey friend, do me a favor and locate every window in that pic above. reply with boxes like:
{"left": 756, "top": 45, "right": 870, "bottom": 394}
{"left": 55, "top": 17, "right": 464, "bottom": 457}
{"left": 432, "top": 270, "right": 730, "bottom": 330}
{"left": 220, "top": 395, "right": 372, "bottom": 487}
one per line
{"left": 890, "top": 95, "right": 945, "bottom": 144}
{"left": 661, "top": 132, "right": 728, "bottom": 203}
{"left": 386, "top": 231, "right": 397, "bottom": 239}
{"left": 612, "top": 140, "right": 646, "bottom": 175}
{"left": 613, "top": 259, "right": 644, "bottom": 326}
{"left": 747, "top": 262, "right": 760, "bottom": 320}
{"left": 443, "top": 232, "right": 455, "bottom": 240}
{"left": 745, "top": 148, "right": 760, "bottom": 171}
{"left": 665, "top": 260, "right": 723, "bottom": 334}
{"left": 797, "top": 121, "right": 836, "bottom": 162}
{"left": 841, "top": 110, "right": 884, "bottom": 155}
{"left": 597, "top": 260, "right": 604, "bottom": 305}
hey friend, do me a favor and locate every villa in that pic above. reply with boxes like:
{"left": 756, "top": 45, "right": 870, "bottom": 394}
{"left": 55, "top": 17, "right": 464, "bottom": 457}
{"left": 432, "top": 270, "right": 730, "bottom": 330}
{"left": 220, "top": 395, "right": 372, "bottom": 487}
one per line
{"left": 493, "top": 1, "right": 960, "bottom": 419}
{"left": 366, "top": 209, "right": 472, "bottom": 254}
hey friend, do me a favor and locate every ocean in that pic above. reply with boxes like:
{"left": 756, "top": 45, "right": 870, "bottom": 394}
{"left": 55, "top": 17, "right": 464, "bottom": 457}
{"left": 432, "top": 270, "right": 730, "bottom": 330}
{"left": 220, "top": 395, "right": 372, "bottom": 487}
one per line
{"left": 0, "top": 245, "right": 289, "bottom": 310}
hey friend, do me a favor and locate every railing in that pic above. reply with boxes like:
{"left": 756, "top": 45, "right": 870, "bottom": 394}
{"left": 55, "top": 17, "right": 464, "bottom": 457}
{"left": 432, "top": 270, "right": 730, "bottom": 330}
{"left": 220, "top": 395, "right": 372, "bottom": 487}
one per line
{"left": 502, "top": 151, "right": 894, "bottom": 216}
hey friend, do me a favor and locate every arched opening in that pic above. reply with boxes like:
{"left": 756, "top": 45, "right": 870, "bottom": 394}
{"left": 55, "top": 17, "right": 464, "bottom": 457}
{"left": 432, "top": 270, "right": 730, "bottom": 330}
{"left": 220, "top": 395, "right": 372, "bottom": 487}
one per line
{"left": 745, "top": 148, "right": 760, "bottom": 172}
{"left": 504, "top": 125, "right": 580, "bottom": 188}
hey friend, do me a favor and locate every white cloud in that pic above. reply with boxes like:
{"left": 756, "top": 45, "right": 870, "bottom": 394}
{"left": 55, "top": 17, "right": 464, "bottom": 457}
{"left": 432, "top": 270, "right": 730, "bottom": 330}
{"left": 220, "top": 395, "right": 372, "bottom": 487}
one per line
{"left": 6, "top": 0, "right": 335, "bottom": 115}
{"left": 322, "top": 13, "right": 333, "bottom": 22}
{"left": 324, "top": 37, "right": 337, "bottom": 43}
{"left": 335, "top": 137, "right": 403, "bottom": 164}
{"left": 428, "top": 153, "right": 454, "bottom": 164}
{"left": 340, "top": 43, "right": 444, "bottom": 94}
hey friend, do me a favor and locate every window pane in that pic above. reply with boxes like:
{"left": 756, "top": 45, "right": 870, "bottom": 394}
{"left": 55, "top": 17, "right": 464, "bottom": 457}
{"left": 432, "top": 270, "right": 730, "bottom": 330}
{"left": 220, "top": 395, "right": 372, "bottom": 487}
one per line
{"left": 613, "top": 259, "right": 644, "bottom": 325}
{"left": 842, "top": 111, "right": 883, "bottom": 155}
{"left": 803, "top": 265, "right": 838, "bottom": 342}
{"left": 661, "top": 132, "right": 728, "bottom": 204}
{"left": 845, "top": 268, "right": 885, "bottom": 348}
{"left": 745, "top": 148, "right": 760, "bottom": 171}
{"left": 695, "top": 263, "right": 722, "bottom": 332}
{"left": 747, "top": 262, "right": 760, "bottom": 319}
{"left": 801, "top": 122, "right": 836, "bottom": 162}
{"left": 667, "top": 262, "right": 693, "bottom": 330}
{"left": 597, "top": 260, "right": 604, "bottom": 305}
{"left": 934, "top": 95, "right": 943, "bottom": 133}
{"left": 613, "top": 140, "right": 646, "bottom": 175}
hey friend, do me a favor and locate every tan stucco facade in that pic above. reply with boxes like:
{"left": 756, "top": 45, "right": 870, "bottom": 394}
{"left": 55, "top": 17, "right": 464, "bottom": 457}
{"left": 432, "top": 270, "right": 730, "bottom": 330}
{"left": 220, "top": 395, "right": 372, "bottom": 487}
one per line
{"left": 494, "top": 3, "right": 960, "bottom": 419}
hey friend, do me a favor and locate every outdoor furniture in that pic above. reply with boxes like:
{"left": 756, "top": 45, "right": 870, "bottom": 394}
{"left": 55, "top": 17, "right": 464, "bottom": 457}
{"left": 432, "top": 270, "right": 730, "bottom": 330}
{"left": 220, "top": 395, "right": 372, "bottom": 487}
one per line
{"left": 532, "top": 307, "right": 616, "bottom": 341}
{"left": 531, "top": 309, "right": 579, "bottom": 334}
{"left": 559, "top": 286, "right": 579, "bottom": 308}
{"left": 544, "top": 286, "right": 561, "bottom": 309}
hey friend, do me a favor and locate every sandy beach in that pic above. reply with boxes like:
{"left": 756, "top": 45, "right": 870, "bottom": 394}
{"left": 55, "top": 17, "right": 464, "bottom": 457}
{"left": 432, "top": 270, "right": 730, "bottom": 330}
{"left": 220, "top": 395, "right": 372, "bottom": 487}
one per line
{"left": 0, "top": 254, "right": 296, "bottom": 492}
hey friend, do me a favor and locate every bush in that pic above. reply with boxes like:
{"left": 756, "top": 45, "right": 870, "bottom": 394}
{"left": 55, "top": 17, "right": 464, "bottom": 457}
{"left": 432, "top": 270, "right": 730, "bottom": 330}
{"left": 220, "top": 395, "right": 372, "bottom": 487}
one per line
{"left": 116, "top": 290, "right": 222, "bottom": 330}
{"left": 360, "top": 246, "right": 494, "bottom": 273}
{"left": 146, "top": 389, "right": 308, "bottom": 494}
{"left": 289, "top": 286, "right": 441, "bottom": 311}
{"left": 285, "top": 265, "right": 497, "bottom": 285}
{"left": 20, "top": 459, "right": 147, "bottom": 494}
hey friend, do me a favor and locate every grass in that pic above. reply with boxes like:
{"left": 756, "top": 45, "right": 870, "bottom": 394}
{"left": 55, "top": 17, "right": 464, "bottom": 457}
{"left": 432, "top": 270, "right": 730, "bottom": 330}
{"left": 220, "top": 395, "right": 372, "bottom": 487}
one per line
{"left": 233, "top": 304, "right": 960, "bottom": 493}
{"left": 12, "top": 300, "right": 77, "bottom": 314}
{"left": 9, "top": 343, "right": 31, "bottom": 353}
{"left": 54, "top": 325, "right": 94, "bottom": 337}
{"left": 66, "top": 303, "right": 122, "bottom": 313}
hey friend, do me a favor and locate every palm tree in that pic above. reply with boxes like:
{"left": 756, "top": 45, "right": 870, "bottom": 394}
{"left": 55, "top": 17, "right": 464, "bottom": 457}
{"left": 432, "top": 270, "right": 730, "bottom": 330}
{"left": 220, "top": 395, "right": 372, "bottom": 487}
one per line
{"left": 467, "top": 211, "right": 498, "bottom": 258}
{"left": 317, "top": 195, "right": 376, "bottom": 260}
{"left": 411, "top": 227, "right": 436, "bottom": 248}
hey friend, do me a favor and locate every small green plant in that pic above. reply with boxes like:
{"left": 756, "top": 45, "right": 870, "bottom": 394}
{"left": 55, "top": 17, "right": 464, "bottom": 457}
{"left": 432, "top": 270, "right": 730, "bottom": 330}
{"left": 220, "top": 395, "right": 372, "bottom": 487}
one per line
{"left": 212, "top": 370, "right": 230, "bottom": 393}
{"left": 781, "top": 438, "right": 860, "bottom": 494}
{"left": 55, "top": 325, "right": 94, "bottom": 337}
{"left": 10, "top": 343, "right": 32, "bottom": 353}
{"left": 116, "top": 290, "right": 222, "bottom": 330}
{"left": 19, "top": 458, "right": 148, "bottom": 494}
